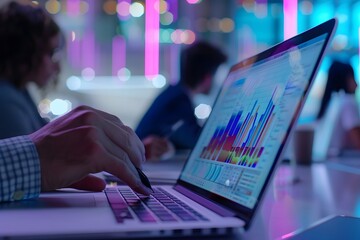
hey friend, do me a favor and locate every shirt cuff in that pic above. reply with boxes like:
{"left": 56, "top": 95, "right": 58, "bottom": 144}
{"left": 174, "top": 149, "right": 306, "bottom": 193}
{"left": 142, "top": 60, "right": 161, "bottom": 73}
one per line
{"left": 0, "top": 136, "right": 41, "bottom": 202}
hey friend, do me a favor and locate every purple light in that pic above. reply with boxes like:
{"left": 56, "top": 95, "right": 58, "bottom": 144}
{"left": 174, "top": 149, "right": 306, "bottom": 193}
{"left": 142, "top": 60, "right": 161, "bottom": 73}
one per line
{"left": 169, "top": 44, "right": 180, "bottom": 85}
{"left": 66, "top": 0, "right": 80, "bottom": 16}
{"left": 283, "top": 0, "right": 298, "bottom": 40}
{"left": 167, "top": 0, "right": 178, "bottom": 21}
{"left": 112, "top": 36, "right": 126, "bottom": 76}
{"left": 67, "top": 34, "right": 81, "bottom": 69}
{"left": 82, "top": 31, "right": 95, "bottom": 69}
{"left": 145, "top": 0, "right": 159, "bottom": 79}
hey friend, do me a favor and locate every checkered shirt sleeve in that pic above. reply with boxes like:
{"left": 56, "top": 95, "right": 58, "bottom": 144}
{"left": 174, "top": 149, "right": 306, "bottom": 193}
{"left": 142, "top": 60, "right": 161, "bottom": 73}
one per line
{"left": 0, "top": 136, "right": 41, "bottom": 202}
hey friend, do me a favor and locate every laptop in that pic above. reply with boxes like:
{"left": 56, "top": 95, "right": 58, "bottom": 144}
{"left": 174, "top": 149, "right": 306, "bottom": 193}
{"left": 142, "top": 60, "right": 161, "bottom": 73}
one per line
{"left": 0, "top": 18, "right": 337, "bottom": 239}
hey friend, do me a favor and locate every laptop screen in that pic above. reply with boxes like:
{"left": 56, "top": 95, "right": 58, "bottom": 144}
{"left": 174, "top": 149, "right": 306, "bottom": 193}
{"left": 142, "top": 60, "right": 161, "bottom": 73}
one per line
{"left": 179, "top": 34, "right": 328, "bottom": 209}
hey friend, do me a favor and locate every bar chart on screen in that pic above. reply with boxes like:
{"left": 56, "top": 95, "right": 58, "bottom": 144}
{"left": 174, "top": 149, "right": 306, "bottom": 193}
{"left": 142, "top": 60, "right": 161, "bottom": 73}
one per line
{"left": 199, "top": 87, "right": 279, "bottom": 169}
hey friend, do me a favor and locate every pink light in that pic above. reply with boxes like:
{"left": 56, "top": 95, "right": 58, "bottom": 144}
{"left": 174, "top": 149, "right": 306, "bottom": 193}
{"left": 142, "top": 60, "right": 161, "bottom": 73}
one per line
{"left": 145, "top": 0, "right": 159, "bottom": 79}
{"left": 112, "top": 36, "right": 126, "bottom": 76}
{"left": 66, "top": 0, "right": 80, "bottom": 16}
{"left": 82, "top": 31, "right": 95, "bottom": 69}
{"left": 117, "top": 0, "right": 131, "bottom": 20}
{"left": 186, "top": 0, "right": 201, "bottom": 4}
{"left": 283, "top": 0, "right": 298, "bottom": 40}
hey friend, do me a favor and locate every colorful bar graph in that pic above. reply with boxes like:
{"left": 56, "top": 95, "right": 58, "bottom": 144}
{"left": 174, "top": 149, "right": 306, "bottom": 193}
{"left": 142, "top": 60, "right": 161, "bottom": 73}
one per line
{"left": 200, "top": 89, "right": 277, "bottom": 168}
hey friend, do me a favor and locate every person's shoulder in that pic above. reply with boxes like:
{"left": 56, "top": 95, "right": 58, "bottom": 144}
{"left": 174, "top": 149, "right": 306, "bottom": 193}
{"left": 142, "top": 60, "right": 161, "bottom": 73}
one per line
{"left": 0, "top": 81, "right": 26, "bottom": 104}
{"left": 162, "top": 84, "right": 189, "bottom": 98}
{"left": 0, "top": 81, "right": 19, "bottom": 94}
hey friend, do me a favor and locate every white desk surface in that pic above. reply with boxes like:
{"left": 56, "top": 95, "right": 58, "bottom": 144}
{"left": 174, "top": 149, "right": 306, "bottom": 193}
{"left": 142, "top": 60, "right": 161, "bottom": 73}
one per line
{"left": 4, "top": 156, "right": 360, "bottom": 239}
{"left": 141, "top": 157, "right": 360, "bottom": 239}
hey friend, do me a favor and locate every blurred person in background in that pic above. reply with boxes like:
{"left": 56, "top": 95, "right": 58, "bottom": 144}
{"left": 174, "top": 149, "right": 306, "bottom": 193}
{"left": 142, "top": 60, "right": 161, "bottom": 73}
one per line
{"left": 136, "top": 41, "right": 227, "bottom": 159}
{"left": 0, "top": 1, "right": 163, "bottom": 161}
{"left": 317, "top": 60, "right": 360, "bottom": 154}
{"left": 0, "top": 0, "right": 61, "bottom": 139}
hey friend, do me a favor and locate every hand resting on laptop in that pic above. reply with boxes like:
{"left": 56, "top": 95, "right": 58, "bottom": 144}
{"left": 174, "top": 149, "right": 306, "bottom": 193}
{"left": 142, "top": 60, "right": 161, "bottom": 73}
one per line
{"left": 28, "top": 105, "right": 152, "bottom": 196}
{"left": 0, "top": 105, "right": 154, "bottom": 202}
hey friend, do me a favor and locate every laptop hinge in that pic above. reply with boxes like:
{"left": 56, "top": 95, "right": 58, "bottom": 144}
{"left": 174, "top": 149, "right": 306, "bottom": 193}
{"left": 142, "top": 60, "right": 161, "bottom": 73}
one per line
{"left": 174, "top": 185, "right": 236, "bottom": 218}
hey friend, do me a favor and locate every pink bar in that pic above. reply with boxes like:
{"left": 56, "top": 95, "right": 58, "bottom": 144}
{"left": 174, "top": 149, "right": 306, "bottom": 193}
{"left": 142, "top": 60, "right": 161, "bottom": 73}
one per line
{"left": 112, "top": 36, "right": 126, "bottom": 76}
{"left": 82, "top": 31, "right": 95, "bottom": 69}
{"left": 67, "top": 0, "right": 80, "bottom": 16}
{"left": 283, "top": 0, "right": 298, "bottom": 40}
{"left": 145, "top": 0, "right": 159, "bottom": 78}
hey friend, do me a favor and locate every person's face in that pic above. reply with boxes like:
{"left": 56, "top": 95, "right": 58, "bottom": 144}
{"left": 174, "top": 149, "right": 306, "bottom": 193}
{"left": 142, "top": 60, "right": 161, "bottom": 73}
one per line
{"left": 346, "top": 75, "right": 358, "bottom": 94}
{"left": 198, "top": 74, "right": 213, "bottom": 95}
{"left": 30, "top": 34, "right": 61, "bottom": 87}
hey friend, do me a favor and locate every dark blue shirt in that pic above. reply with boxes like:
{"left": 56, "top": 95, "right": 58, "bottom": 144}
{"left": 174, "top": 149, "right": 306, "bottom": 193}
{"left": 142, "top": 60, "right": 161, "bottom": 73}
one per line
{"left": 136, "top": 84, "right": 201, "bottom": 149}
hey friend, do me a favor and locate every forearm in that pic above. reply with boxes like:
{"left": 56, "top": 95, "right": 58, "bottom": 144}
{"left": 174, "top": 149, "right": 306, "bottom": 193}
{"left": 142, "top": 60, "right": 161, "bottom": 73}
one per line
{"left": 0, "top": 136, "right": 41, "bottom": 202}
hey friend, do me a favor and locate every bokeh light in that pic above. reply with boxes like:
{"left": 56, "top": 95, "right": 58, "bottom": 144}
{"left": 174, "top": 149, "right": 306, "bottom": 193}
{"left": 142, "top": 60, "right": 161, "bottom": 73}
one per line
{"left": 103, "top": 0, "right": 117, "bottom": 15}
{"left": 160, "top": 12, "right": 173, "bottom": 25}
{"left": 171, "top": 29, "right": 183, "bottom": 44}
{"left": 219, "top": 18, "right": 234, "bottom": 33}
{"left": 82, "top": 67, "right": 95, "bottom": 81}
{"left": 50, "top": 99, "right": 72, "bottom": 116}
{"left": 151, "top": 75, "right": 167, "bottom": 88}
{"left": 38, "top": 98, "right": 51, "bottom": 115}
{"left": 130, "top": 2, "right": 144, "bottom": 17}
{"left": 160, "top": 29, "right": 173, "bottom": 43}
{"left": 117, "top": 1, "right": 131, "bottom": 17}
{"left": 195, "top": 104, "right": 212, "bottom": 119}
{"left": 117, "top": 67, "right": 131, "bottom": 81}
{"left": 79, "top": 1, "right": 89, "bottom": 15}
{"left": 66, "top": 76, "right": 81, "bottom": 90}
{"left": 300, "top": 0, "right": 313, "bottom": 15}
{"left": 182, "top": 30, "right": 196, "bottom": 44}
{"left": 45, "top": 0, "right": 61, "bottom": 14}
{"left": 332, "top": 35, "right": 348, "bottom": 51}
{"left": 159, "top": 0, "right": 168, "bottom": 14}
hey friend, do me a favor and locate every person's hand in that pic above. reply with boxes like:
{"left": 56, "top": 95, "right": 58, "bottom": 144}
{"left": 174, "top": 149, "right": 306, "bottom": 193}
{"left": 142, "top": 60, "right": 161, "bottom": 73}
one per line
{"left": 142, "top": 135, "right": 171, "bottom": 161}
{"left": 29, "top": 105, "right": 152, "bottom": 195}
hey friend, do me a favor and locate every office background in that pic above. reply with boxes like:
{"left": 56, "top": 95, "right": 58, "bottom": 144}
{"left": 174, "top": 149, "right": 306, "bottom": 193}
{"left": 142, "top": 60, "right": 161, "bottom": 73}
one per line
{"left": 13, "top": 0, "right": 360, "bottom": 129}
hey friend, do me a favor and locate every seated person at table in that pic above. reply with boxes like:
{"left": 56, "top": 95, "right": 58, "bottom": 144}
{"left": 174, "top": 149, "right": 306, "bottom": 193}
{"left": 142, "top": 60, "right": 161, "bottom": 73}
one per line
{"left": 136, "top": 41, "right": 227, "bottom": 155}
{"left": 0, "top": 1, "right": 62, "bottom": 139}
{"left": 317, "top": 60, "right": 360, "bottom": 155}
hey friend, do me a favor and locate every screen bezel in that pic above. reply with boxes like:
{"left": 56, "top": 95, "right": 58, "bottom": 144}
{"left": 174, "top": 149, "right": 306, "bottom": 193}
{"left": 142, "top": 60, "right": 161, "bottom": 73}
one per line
{"left": 175, "top": 18, "right": 337, "bottom": 229}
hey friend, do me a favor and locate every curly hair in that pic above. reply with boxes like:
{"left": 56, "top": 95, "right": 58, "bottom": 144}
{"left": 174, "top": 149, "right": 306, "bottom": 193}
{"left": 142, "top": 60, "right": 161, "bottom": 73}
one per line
{"left": 0, "top": 1, "right": 60, "bottom": 88}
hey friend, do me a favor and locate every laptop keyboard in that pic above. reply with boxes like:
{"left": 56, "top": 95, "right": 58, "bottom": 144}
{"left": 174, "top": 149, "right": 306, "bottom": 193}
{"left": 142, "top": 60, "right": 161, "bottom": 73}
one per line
{"left": 105, "top": 187, "right": 209, "bottom": 223}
